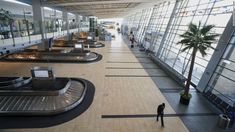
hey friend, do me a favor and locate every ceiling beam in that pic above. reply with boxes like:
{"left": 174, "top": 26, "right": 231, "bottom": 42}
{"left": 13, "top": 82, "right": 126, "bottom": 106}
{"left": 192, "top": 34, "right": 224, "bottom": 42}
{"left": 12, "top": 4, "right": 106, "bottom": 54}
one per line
{"left": 69, "top": 8, "right": 129, "bottom": 13}
{"left": 96, "top": 15, "right": 122, "bottom": 18}
{"left": 80, "top": 10, "right": 125, "bottom": 14}
{"left": 93, "top": 12, "right": 124, "bottom": 14}
{"left": 43, "top": 0, "right": 154, "bottom": 7}
{"left": 81, "top": 11, "right": 122, "bottom": 15}
{"left": 84, "top": 13, "right": 124, "bottom": 16}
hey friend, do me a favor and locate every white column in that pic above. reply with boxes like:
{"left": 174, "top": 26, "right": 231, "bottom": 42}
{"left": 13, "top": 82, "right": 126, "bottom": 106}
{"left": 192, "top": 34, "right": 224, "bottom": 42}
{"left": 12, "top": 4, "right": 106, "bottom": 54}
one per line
{"left": 62, "top": 11, "right": 69, "bottom": 40}
{"left": 32, "top": 0, "right": 46, "bottom": 51}
{"left": 75, "top": 14, "right": 80, "bottom": 30}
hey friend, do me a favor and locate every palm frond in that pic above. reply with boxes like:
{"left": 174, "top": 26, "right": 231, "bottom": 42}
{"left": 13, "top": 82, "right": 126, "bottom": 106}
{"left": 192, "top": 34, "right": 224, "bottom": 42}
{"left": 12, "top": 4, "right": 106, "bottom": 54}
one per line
{"left": 201, "top": 25, "right": 215, "bottom": 35}
{"left": 177, "top": 38, "right": 191, "bottom": 44}
{"left": 178, "top": 21, "right": 218, "bottom": 57}
{"left": 180, "top": 33, "right": 193, "bottom": 39}
{"left": 206, "top": 45, "right": 216, "bottom": 50}
{"left": 198, "top": 47, "right": 207, "bottom": 57}
{"left": 188, "top": 23, "right": 198, "bottom": 35}
{"left": 204, "top": 34, "right": 219, "bottom": 40}
{"left": 181, "top": 46, "right": 190, "bottom": 53}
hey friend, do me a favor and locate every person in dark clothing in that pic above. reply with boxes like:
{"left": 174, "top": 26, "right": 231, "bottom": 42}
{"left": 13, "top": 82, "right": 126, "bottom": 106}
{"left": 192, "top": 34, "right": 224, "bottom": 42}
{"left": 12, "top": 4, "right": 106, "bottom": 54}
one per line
{"left": 129, "top": 31, "right": 135, "bottom": 48}
{"left": 156, "top": 103, "right": 165, "bottom": 127}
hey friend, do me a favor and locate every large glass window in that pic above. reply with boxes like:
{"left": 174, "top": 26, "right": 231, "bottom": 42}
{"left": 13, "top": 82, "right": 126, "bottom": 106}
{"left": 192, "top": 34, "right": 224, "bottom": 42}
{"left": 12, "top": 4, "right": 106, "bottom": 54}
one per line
{"left": 157, "top": 0, "right": 233, "bottom": 85}
{"left": 123, "top": 12, "right": 141, "bottom": 35}
{"left": 135, "top": 8, "right": 152, "bottom": 43}
{"left": 122, "top": 0, "right": 233, "bottom": 88}
{"left": 146, "top": 1, "right": 176, "bottom": 54}
{"left": 206, "top": 32, "right": 235, "bottom": 106}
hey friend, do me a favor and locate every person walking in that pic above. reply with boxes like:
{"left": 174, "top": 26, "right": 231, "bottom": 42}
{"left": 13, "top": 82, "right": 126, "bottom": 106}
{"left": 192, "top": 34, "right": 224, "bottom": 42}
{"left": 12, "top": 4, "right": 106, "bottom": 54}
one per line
{"left": 129, "top": 31, "right": 135, "bottom": 48}
{"left": 156, "top": 103, "right": 165, "bottom": 127}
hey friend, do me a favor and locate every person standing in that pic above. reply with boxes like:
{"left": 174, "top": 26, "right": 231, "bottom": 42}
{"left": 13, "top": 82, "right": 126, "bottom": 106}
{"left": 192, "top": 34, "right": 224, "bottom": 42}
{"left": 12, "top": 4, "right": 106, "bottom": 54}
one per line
{"left": 156, "top": 103, "right": 165, "bottom": 127}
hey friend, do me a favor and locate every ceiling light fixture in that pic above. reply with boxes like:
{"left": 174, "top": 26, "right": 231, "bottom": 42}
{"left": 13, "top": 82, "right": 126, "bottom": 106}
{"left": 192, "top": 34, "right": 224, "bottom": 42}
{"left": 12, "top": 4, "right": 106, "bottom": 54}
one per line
{"left": 3, "top": 0, "right": 30, "bottom": 6}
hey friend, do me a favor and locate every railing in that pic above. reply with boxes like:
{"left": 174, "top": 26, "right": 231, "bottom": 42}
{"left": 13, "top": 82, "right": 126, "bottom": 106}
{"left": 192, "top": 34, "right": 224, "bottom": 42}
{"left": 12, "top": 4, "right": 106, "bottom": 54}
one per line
{"left": 211, "top": 88, "right": 235, "bottom": 108}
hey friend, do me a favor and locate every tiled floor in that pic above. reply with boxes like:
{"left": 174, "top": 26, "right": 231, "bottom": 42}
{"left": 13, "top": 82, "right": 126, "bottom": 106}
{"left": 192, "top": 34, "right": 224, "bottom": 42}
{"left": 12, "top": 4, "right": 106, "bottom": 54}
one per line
{"left": 0, "top": 29, "right": 193, "bottom": 132}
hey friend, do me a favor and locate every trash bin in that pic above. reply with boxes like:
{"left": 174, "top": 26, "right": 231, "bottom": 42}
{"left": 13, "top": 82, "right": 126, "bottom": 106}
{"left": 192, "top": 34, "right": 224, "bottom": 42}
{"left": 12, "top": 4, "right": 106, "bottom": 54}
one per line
{"left": 217, "top": 114, "right": 230, "bottom": 129}
{"left": 228, "top": 111, "right": 235, "bottom": 128}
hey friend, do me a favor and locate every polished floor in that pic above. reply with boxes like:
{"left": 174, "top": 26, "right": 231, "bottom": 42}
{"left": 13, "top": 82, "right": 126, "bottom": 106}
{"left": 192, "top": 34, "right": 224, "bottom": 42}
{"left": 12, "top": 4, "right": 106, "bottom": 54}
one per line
{"left": 0, "top": 30, "right": 188, "bottom": 132}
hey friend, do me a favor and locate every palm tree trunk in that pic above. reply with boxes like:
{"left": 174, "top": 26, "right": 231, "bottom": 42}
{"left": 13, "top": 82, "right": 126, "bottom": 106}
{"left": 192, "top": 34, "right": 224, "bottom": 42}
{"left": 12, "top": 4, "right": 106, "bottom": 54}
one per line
{"left": 184, "top": 48, "right": 197, "bottom": 96}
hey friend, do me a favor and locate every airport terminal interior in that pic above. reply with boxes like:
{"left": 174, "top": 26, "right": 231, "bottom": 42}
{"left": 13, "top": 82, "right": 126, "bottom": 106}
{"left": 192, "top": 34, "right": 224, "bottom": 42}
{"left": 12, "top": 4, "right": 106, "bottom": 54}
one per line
{"left": 0, "top": 0, "right": 235, "bottom": 131}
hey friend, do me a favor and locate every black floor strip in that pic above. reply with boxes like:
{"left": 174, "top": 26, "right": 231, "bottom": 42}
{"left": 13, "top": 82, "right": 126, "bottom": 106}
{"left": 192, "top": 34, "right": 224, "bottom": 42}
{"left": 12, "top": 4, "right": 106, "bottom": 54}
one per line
{"left": 105, "top": 75, "right": 168, "bottom": 77}
{"left": 105, "top": 67, "right": 160, "bottom": 69}
{"left": 135, "top": 56, "right": 150, "bottom": 58}
{"left": 159, "top": 89, "right": 183, "bottom": 93}
{"left": 101, "top": 113, "right": 217, "bottom": 119}
{"left": 107, "top": 61, "right": 154, "bottom": 64}
{"left": 109, "top": 50, "right": 139, "bottom": 52}
{"left": 159, "top": 88, "right": 197, "bottom": 93}
{"left": 107, "top": 52, "right": 144, "bottom": 54}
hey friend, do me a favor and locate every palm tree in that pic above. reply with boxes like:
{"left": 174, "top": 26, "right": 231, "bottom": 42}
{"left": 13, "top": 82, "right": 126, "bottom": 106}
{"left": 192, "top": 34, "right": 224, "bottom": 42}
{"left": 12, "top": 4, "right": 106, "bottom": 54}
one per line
{"left": 177, "top": 22, "right": 219, "bottom": 104}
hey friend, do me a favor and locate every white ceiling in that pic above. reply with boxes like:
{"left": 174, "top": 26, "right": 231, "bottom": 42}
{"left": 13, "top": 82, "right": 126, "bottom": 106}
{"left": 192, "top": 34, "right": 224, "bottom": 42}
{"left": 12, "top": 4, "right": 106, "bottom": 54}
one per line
{"left": 42, "top": 0, "right": 162, "bottom": 18}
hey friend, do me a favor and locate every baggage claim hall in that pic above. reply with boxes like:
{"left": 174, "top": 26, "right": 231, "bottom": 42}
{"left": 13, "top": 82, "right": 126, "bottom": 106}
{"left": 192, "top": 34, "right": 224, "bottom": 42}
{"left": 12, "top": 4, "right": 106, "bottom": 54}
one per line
{"left": 0, "top": 0, "right": 234, "bottom": 131}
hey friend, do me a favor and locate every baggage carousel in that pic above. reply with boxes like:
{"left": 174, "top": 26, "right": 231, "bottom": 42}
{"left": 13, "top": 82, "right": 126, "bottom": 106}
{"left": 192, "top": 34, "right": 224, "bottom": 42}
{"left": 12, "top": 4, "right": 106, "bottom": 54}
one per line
{"left": 53, "top": 40, "right": 105, "bottom": 48}
{"left": 83, "top": 42, "right": 105, "bottom": 48}
{"left": 0, "top": 77, "right": 95, "bottom": 128}
{"left": 0, "top": 77, "right": 90, "bottom": 116}
{"left": 0, "top": 49, "right": 102, "bottom": 63}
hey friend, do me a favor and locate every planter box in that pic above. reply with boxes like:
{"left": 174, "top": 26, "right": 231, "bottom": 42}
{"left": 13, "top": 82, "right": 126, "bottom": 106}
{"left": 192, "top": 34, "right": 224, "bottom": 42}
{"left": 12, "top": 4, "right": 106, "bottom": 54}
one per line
{"left": 180, "top": 95, "right": 190, "bottom": 105}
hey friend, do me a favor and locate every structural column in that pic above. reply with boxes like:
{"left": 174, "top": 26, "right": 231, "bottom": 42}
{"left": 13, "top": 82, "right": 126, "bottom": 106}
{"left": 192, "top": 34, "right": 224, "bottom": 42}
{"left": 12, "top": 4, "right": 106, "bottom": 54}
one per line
{"left": 32, "top": 0, "right": 46, "bottom": 51}
{"left": 75, "top": 14, "right": 80, "bottom": 32}
{"left": 62, "top": 11, "right": 69, "bottom": 40}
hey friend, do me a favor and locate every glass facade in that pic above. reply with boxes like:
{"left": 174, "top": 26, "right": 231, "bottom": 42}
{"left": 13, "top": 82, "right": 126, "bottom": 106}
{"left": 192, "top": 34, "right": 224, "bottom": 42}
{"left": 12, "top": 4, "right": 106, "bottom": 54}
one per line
{"left": 206, "top": 31, "right": 235, "bottom": 107}
{"left": 135, "top": 8, "right": 152, "bottom": 43}
{"left": 158, "top": 0, "right": 233, "bottom": 85}
{"left": 146, "top": 1, "right": 176, "bottom": 55}
{"left": 0, "top": 6, "right": 88, "bottom": 47}
{"left": 123, "top": 0, "right": 233, "bottom": 85}
{"left": 123, "top": 0, "right": 234, "bottom": 107}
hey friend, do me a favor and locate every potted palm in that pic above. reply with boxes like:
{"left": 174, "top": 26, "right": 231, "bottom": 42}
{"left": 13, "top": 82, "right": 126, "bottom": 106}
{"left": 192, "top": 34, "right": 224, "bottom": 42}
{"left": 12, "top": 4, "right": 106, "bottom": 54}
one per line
{"left": 177, "top": 22, "right": 219, "bottom": 105}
